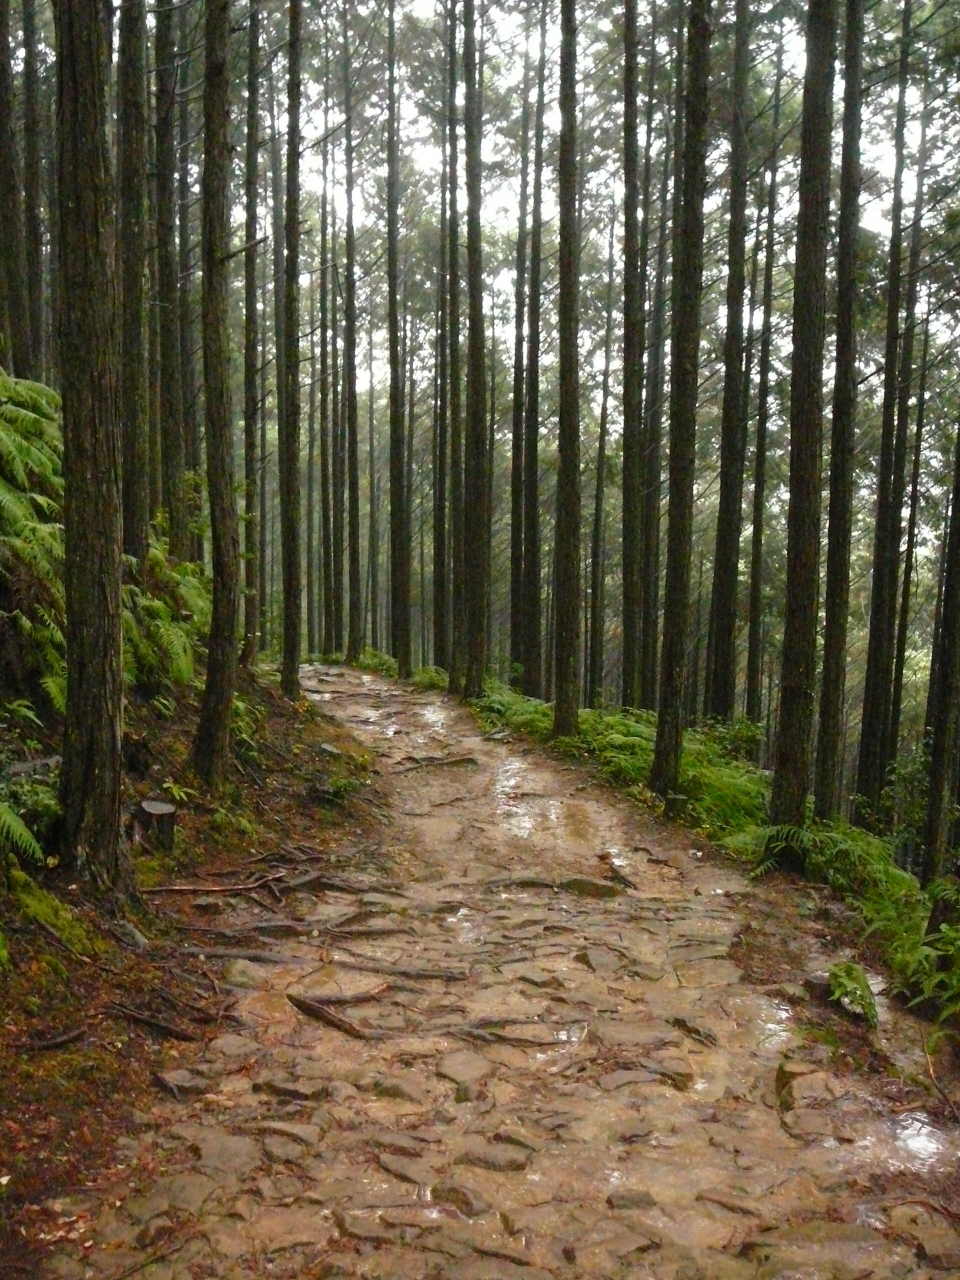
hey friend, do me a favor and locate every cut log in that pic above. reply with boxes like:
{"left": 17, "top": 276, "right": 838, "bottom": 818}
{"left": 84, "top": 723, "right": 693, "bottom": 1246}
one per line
{"left": 138, "top": 798, "right": 177, "bottom": 851}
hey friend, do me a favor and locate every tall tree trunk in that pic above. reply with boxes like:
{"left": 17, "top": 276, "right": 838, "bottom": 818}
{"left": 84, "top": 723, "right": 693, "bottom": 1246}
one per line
{"left": 923, "top": 423, "right": 960, "bottom": 886}
{"left": 307, "top": 281, "right": 317, "bottom": 656}
{"left": 258, "top": 241, "right": 270, "bottom": 648}
{"left": 156, "top": 0, "right": 188, "bottom": 558}
{"left": 704, "top": 0, "right": 750, "bottom": 720}
{"left": 192, "top": 0, "right": 238, "bottom": 787}
{"left": 769, "top": 0, "right": 838, "bottom": 828}
{"left": 147, "top": 107, "right": 162, "bottom": 519}
{"left": 648, "top": 0, "right": 713, "bottom": 797}
{"left": 461, "top": 0, "right": 488, "bottom": 699}
{"left": 367, "top": 316, "right": 380, "bottom": 652}
{"left": 0, "top": 0, "right": 30, "bottom": 377}
{"left": 55, "top": 0, "right": 124, "bottom": 882}
{"left": 331, "top": 241, "right": 344, "bottom": 652}
{"left": 447, "top": 0, "right": 465, "bottom": 693}
{"left": 885, "top": 107, "right": 928, "bottom": 767}
{"left": 320, "top": 45, "right": 334, "bottom": 655}
{"left": 588, "top": 203, "right": 616, "bottom": 709}
{"left": 387, "top": 0, "right": 411, "bottom": 676}
{"left": 118, "top": 0, "right": 149, "bottom": 566}
{"left": 280, "top": 0, "right": 302, "bottom": 696}
{"left": 855, "top": 0, "right": 912, "bottom": 823}
{"left": 434, "top": 132, "right": 450, "bottom": 669}
{"left": 521, "top": 0, "right": 547, "bottom": 699}
{"left": 639, "top": 125, "right": 672, "bottom": 709}
{"left": 178, "top": 0, "right": 202, "bottom": 563}
{"left": 745, "top": 34, "right": 783, "bottom": 726}
{"left": 343, "top": 0, "right": 362, "bottom": 664}
{"left": 551, "top": 0, "right": 580, "bottom": 736}
{"left": 509, "top": 19, "right": 532, "bottom": 684}
{"left": 813, "top": 0, "right": 862, "bottom": 817}
{"left": 889, "top": 310, "right": 929, "bottom": 764}
{"left": 620, "top": 0, "right": 641, "bottom": 708}
{"left": 242, "top": 0, "right": 260, "bottom": 664}
{"left": 23, "top": 0, "right": 43, "bottom": 370}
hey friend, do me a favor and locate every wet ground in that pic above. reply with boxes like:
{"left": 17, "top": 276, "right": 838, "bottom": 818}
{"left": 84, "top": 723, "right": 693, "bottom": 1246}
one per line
{"left": 44, "top": 667, "right": 960, "bottom": 1279}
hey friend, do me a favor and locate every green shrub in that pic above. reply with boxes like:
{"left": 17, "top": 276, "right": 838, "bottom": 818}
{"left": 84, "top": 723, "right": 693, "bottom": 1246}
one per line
{"left": 355, "top": 648, "right": 399, "bottom": 678}
{"left": 412, "top": 665, "right": 449, "bottom": 691}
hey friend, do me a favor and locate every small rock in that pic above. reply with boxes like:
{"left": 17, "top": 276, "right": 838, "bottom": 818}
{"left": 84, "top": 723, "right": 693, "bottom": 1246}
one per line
{"left": 263, "top": 1135, "right": 309, "bottom": 1164}
{"left": 333, "top": 1207, "right": 395, "bottom": 1243}
{"left": 493, "top": 1126, "right": 544, "bottom": 1152}
{"left": 223, "top": 958, "right": 269, "bottom": 988}
{"left": 454, "top": 1141, "right": 529, "bottom": 1172}
{"left": 378, "top": 1153, "right": 435, "bottom": 1184}
{"left": 320, "top": 743, "right": 343, "bottom": 757}
{"left": 192, "top": 896, "right": 225, "bottom": 916}
{"left": 372, "top": 1073, "right": 427, "bottom": 1103}
{"left": 559, "top": 876, "right": 622, "bottom": 899}
{"left": 254, "top": 1121, "right": 321, "bottom": 1149}
{"left": 433, "top": 1180, "right": 493, "bottom": 1218}
{"left": 437, "top": 1050, "right": 493, "bottom": 1102}
{"left": 135, "top": 1215, "right": 175, "bottom": 1249}
{"left": 155, "top": 1068, "right": 209, "bottom": 1099}
{"left": 607, "top": 1188, "right": 657, "bottom": 1210}
{"left": 598, "top": 1069, "right": 656, "bottom": 1090}
{"left": 370, "top": 1130, "right": 429, "bottom": 1157}
{"left": 208, "top": 1032, "right": 261, "bottom": 1059}
{"left": 114, "top": 921, "right": 151, "bottom": 950}
{"left": 254, "top": 1073, "right": 329, "bottom": 1102}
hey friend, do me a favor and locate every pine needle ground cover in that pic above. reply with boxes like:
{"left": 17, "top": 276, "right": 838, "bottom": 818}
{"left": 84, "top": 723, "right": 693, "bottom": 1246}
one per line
{"left": 473, "top": 684, "right": 960, "bottom": 1026}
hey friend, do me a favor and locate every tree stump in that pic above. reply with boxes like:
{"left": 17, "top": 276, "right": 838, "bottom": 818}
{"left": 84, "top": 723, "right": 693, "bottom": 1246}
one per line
{"left": 138, "top": 799, "right": 177, "bottom": 852}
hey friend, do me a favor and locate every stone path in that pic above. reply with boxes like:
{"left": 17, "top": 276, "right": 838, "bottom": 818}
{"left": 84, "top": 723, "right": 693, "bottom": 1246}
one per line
{"left": 46, "top": 666, "right": 960, "bottom": 1279}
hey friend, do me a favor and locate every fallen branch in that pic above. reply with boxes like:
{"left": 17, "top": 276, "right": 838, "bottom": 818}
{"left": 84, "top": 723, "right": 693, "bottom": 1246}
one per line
{"left": 286, "top": 993, "right": 385, "bottom": 1040}
{"left": 395, "top": 755, "right": 479, "bottom": 774}
{"left": 175, "top": 946, "right": 297, "bottom": 963}
{"left": 142, "top": 871, "right": 286, "bottom": 895}
{"left": 13, "top": 1025, "right": 87, "bottom": 1052}
{"left": 330, "top": 952, "right": 469, "bottom": 982}
{"left": 107, "top": 1238, "right": 189, "bottom": 1280}
{"left": 107, "top": 1002, "right": 199, "bottom": 1042}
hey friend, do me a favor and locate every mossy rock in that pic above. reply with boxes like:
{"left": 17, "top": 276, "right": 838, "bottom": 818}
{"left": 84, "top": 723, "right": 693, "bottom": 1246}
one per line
{"left": 9, "top": 863, "right": 101, "bottom": 957}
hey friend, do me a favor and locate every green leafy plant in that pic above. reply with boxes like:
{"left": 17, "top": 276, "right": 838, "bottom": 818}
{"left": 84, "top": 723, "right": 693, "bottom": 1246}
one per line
{"left": 412, "top": 665, "right": 449, "bottom": 691}
{"left": 828, "top": 961, "right": 879, "bottom": 1028}
{"left": 162, "top": 778, "right": 199, "bottom": 805}
{"left": 355, "top": 648, "right": 399, "bottom": 678}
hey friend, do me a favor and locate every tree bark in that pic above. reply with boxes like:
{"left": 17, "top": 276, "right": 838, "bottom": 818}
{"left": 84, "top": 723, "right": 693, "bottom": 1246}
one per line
{"left": 923, "top": 423, "right": 960, "bottom": 886}
{"left": 242, "top": 0, "right": 260, "bottom": 665}
{"left": 889, "top": 312, "right": 929, "bottom": 764}
{"left": 118, "top": 0, "right": 149, "bottom": 566}
{"left": 447, "top": 0, "right": 465, "bottom": 693}
{"left": 813, "top": 0, "right": 862, "bottom": 817}
{"left": 307, "top": 280, "right": 317, "bottom": 656}
{"left": 0, "top": 0, "right": 30, "bottom": 377}
{"left": 387, "top": 0, "right": 412, "bottom": 676}
{"left": 434, "top": 128, "right": 449, "bottom": 670}
{"left": 588, "top": 203, "right": 616, "bottom": 710}
{"left": 521, "top": 0, "right": 547, "bottom": 700}
{"left": 367, "top": 315, "right": 379, "bottom": 652}
{"left": 744, "top": 34, "right": 783, "bottom": 727}
{"left": 621, "top": 0, "right": 642, "bottom": 708}
{"left": 461, "top": 0, "right": 488, "bottom": 700}
{"left": 192, "top": 0, "right": 239, "bottom": 788}
{"left": 155, "top": 0, "right": 188, "bottom": 558}
{"left": 551, "top": 0, "right": 581, "bottom": 737}
{"left": 55, "top": 0, "right": 124, "bottom": 884}
{"left": 343, "top": 0, "right": 362, "bottom": 665}
{"left": 855, "top": 0, "right": 912, "bottom": 823}
{"left": 648, "top": 0, "right": 713, "bottom": 797}
{"left": 704, "top": 0, "right": 750, "bottom": 721}
{"left": 178, "top": 0, "right": 202, "bottom": 564}
{"left": 769, "top": 0, "right": 838, "bottom": 828}
{"left": 279, "top": 0, "right": 302, "bottom": 696}
{"left": 23, "top": 0, "right": 43, "bottom": 372}
{"left": 509, "top": 19, "right": 533, "bottom": 684}
{"left": 320, "top": 41, "right": 335, "bottom": 655}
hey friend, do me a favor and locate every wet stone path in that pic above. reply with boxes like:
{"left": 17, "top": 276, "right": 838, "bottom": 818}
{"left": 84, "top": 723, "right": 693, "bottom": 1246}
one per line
{"left": 47, "top": 667, "right": 960, "bottom": 1279}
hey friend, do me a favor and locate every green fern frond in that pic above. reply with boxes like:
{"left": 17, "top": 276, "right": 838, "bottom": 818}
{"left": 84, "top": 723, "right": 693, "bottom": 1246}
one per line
{"left": 0, "top": 801, "right": 42, "bottom": 864}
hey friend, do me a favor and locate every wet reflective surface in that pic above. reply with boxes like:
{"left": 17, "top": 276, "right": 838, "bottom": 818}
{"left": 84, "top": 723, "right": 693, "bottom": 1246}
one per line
{"left": 45, "top": 666, "right": 960, "bottom": 1280}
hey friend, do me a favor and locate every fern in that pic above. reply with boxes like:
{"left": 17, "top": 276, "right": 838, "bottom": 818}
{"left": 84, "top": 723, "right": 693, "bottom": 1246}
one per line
{"left": 828, "top": 961, "right": 879, "bottom": 1028}
{"left": 0, "top": 801, "right": 42, "bottom": 866}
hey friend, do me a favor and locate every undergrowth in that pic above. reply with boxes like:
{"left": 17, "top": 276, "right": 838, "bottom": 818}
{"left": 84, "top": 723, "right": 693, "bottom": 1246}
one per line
{"left": 473, "top": 684, "right": 960, "bottom": 1025}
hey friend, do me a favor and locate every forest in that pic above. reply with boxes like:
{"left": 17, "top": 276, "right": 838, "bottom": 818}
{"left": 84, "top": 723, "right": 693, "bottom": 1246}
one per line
{"left": 5, "top": 0, "right": 960, "bottom": 1271}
